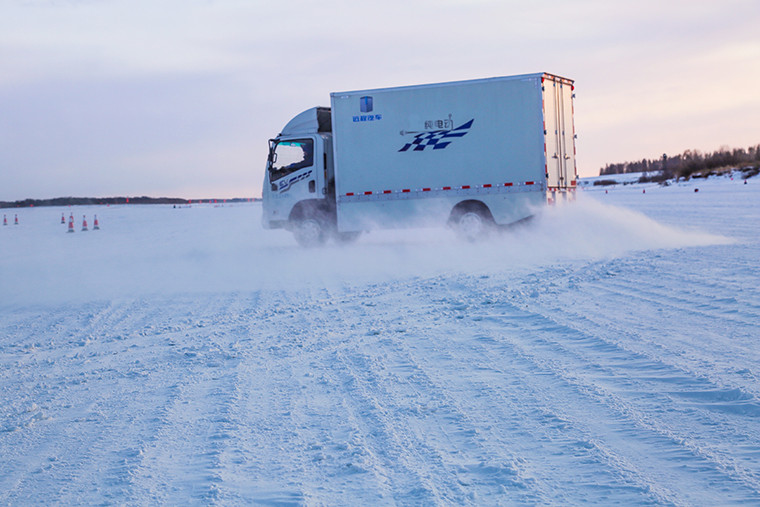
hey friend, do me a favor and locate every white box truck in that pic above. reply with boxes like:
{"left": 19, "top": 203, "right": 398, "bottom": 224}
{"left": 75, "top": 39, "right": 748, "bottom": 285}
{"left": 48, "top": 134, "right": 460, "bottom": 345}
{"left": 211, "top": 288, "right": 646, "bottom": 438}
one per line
{"left": 262, "top": 73, "right": 577, "bottom": 246}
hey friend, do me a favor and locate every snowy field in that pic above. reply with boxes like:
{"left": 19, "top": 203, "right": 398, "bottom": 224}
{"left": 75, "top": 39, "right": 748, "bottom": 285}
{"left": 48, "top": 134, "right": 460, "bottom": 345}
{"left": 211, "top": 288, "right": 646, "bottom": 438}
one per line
{"left": 1, "top": 174, "right": 759, "bottom": 505}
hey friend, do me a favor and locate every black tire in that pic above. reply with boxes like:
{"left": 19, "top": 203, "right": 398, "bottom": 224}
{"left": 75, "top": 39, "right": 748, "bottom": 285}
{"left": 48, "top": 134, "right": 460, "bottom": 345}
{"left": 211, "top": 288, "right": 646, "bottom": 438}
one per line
{"left": 289, "top": 200, "right": 336, "bottom": 247}
{"left": 292, "top": 218, "right": 327, "bottom": 247}
{"left": 450, "top": 202, "right": 494, "bottom": 242}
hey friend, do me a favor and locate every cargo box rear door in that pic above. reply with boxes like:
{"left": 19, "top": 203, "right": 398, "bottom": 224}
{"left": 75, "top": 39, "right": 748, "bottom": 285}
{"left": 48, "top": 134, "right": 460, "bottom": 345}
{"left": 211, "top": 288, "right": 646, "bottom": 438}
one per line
{"left": 543, "top": 75, "right": 577, "bottom": 190}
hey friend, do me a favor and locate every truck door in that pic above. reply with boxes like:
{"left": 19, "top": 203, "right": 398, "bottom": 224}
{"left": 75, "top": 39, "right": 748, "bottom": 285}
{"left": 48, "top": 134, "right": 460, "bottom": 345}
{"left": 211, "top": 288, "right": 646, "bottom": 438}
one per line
{"left": 268, "top": 137, "right": 320, "bottom": 196}
{"left": 543, "top": 76, "right": 577, "bottom": 192}
{"left": 263, "top": 136, "right": 324, "bottom": 227}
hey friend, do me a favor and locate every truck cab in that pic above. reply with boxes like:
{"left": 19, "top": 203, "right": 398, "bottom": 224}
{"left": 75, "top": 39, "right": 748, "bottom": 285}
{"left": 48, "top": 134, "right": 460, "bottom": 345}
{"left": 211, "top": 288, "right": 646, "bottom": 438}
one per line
{"left": 262, "top": 107, "right": 337, "bottom": 245}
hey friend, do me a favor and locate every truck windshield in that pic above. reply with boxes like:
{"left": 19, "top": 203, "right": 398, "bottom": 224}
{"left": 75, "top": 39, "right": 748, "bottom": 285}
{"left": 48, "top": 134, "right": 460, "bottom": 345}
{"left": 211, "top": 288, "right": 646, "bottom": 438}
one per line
{"left": 269, "top": 139, "right": 314, "bottom": 182}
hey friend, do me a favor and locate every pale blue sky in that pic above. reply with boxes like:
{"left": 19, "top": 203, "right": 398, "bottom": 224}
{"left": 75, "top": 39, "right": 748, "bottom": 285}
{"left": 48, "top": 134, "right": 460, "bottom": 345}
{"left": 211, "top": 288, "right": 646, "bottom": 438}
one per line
{"left": 1, "top": 0, "right": 758, "bottom": 200}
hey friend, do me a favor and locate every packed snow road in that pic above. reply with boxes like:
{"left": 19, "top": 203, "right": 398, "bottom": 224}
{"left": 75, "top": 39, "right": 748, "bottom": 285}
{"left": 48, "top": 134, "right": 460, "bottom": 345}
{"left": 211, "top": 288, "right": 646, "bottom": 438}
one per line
{"left": 1, "top": 176, "right": 759, "bottom": 505}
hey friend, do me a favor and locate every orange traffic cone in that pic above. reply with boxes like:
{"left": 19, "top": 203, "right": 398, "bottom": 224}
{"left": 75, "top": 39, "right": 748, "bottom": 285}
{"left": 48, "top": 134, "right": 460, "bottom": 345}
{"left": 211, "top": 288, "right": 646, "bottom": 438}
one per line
{"left": 61, "top": 213, "right": 66, "bottom": 224}
{"left": 93, "top": 215, "right": 100, "bottom": 230}
{"left": 67, "top": 216, "right": 75, "bottom": 233}
{"left": 81, "top": 215, "right": 88, "bottom": 231}
{"left": 2, "top": 215, "right": 6, "bottom": 226}
{"left": 14, "top": 214, "right": 18, "bottom": 225}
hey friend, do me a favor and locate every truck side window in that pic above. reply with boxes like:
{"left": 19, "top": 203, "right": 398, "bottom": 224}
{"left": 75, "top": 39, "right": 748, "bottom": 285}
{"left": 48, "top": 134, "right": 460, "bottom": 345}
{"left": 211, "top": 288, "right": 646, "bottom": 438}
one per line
{"left": 269, "top": 139, "right": 314, "bottom": 182}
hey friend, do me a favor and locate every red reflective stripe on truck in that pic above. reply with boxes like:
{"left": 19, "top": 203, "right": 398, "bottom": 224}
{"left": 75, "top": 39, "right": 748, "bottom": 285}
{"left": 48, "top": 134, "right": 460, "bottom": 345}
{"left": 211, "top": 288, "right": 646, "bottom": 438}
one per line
{"left": 349, "top": 181, "right": 529, "bottom": 198}
{"left": 349, "top": 184, "right": 533, "bottom": 196}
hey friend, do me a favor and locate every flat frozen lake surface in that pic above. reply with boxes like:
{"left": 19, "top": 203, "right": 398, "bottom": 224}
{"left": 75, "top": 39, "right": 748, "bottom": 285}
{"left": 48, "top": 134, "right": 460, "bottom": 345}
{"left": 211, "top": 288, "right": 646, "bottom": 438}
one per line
{"left": 1, "top": 175, "right": 759, "bottom": 504}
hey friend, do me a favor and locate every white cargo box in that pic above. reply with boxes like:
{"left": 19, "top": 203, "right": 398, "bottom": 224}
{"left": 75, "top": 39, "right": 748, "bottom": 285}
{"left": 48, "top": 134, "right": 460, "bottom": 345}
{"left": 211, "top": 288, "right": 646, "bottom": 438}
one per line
{"left": 330, "top": 73, "right": 576, "bottom": 231}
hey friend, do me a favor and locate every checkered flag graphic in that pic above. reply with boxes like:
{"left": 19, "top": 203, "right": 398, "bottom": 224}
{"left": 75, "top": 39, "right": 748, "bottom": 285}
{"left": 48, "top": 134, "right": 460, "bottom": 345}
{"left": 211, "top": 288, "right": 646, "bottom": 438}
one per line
{"left": 398, "top": 119, "right": 474, "bottom": 152}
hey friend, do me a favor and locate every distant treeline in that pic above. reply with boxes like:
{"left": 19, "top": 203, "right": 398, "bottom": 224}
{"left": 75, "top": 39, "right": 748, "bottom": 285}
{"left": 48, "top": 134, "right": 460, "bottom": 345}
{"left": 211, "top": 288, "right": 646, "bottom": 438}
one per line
{"left": 0, "top": 196, "right": 259, "bottom": 209}
{"left": 599, "top": 144, "right": 760, "bottom": 181}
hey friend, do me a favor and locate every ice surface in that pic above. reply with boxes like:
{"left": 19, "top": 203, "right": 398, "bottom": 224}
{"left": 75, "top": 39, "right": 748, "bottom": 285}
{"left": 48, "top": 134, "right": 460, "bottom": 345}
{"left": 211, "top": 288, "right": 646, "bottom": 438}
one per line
{"left": 1, "top": 175, "right": 759, "bottom": 504}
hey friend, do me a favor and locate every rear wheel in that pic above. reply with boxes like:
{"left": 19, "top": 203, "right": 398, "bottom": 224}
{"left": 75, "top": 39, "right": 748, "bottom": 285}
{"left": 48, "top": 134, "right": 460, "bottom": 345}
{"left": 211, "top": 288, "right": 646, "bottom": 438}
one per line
{"left": 451, "top": 202, "right": 494, "bottom": 242}
{"left": 457, "top": 212, "right": 489, "bottom": 241}
{"left": 292, "top": 218, "right": 326, "bottom": 247}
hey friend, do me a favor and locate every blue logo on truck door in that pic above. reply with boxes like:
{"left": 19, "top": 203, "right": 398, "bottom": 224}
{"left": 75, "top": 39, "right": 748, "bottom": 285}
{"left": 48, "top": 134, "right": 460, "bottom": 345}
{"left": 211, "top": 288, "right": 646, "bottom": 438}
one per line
{"left": 398, "top": 119, "right": 474, "bottom": 152}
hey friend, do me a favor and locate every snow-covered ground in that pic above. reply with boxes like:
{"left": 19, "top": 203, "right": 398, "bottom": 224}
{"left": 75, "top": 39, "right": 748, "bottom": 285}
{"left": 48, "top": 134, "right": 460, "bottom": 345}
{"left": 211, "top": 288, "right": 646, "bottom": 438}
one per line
{"left": 1, "top": 175, "right": 758, "bottom": 505}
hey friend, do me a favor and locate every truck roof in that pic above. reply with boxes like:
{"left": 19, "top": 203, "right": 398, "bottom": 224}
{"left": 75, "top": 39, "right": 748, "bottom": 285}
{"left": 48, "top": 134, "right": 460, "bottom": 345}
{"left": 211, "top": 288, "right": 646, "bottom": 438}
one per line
{"left": 330, "top": 72, "right": 573, "bottom": 98}
{"left": 279, "top": 106, "right": 332, "bottom": 136}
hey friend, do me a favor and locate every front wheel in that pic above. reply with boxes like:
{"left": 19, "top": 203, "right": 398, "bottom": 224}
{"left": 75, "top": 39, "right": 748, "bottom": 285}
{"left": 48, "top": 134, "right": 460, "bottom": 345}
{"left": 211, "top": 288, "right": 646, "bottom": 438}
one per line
{"left": 292, "top": 218, "right": 326, "bottom": 247}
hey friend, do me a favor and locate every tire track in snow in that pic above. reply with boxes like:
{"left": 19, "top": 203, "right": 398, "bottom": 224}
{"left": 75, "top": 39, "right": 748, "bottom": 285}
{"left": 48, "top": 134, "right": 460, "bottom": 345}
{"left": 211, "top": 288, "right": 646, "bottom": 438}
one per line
{"left": 2, "top": 294, "right": 252, "bottom": 504}
{"left": 325, "top": 344, "right": 468, "bottom": 504}
{"left": 334, "top": 323, "right": 551, "bottom": 504}
{"left": 454, "top": 263, "right": 760, "bottom": 502}
{"left": 564, "top": 281, "right": 760, "bottom": 396}
{"left": 203, "top": 289, "right": 323, "bottom": 505}
{"left": 205, "top": 285, "right": 534, "bottom": 504}
{"left": 299, "top": 272, "right": 760, "bottom": 504}
{"left": 1, "top": 298, "right": 186, "bottom": 503}
{"left": 0, "top": 300, "right": 124, "bottom": 499}
{"left": 504, "top": 252, "right": 760, "bottom": 397}
{"left": 479, "top": 312, "right": 760, "bottom": 504}
{"left": 590, "top": 275, "right": 758, "bottom": 333}
{"left": 271, "top": 280, "right": 658, "bottom": 504}
{"left": 308, "top": 285, "right": 542, "bottom": 504}
{"left": 376, "top": 279, "right": 668, "bottom": 505}
{"left": 328, "top": 270, "right": 760, "bottom": 504}
{"left": 47, "top": 297, "right": 213, "bottom": 504}
{"left": 215, "top": 287, "right": 422, "bottom": 504}
{"left": 125, "top": 293, "right": 252, "bottom": 503}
